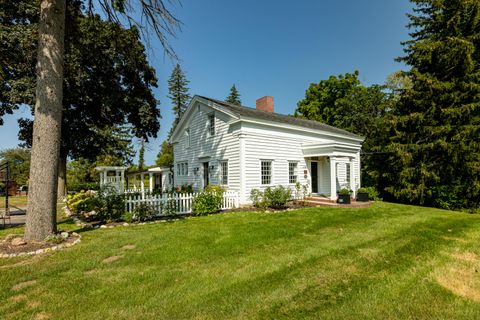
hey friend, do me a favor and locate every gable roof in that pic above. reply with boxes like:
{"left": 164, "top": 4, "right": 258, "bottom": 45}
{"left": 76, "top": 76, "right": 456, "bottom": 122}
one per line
{"left": 197, "top": 96, "right": 363, "bottom": 140}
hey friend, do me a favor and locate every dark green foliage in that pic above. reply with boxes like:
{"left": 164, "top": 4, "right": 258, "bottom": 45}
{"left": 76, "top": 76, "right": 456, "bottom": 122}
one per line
{"left": 138, "top": 138, "right": 145, "bottom": 170}
{"left": 357, "top": 187, "right": 380, "bottom": 201}
{"left": 67, "top": 182, "right": 100, "bottom": 193}
{"left": 250, "top": 186, "right": 292, "bottom": 209}
{"left": 382, "top": 0, "right": 480, "bottom": 210}
{"left": 192, "top": 185, "right": 224, "bottom": 216}
{"left": 226, "top": 84, "right": 241, "bottom": 105}
{"left": 132, "top": 203, "right": 156, "bottom": 222}
{"left": 168, "top": 63, "right": 191, "bottom": 138}
{"left": 156, "top": 140, "right": 174, "bottom": 167}
{"left": 2, "top": 0, "right": 159, "bottom": 165}
{"left": 0, "top": 148, "right": 30, "bottom": 185}
{"left": 96, "top": 186, "right": 125, "bottom": 221}
{"left": 337, "top": 188, "right": 351, "bottom": 196}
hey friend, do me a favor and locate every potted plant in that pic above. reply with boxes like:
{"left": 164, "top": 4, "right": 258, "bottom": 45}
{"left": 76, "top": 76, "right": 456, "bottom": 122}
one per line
{"left": 337, "top": 188, "right": 351, "bottom": 204}
{"left": 356, "top": 187, "right": 370, "bottom": 202}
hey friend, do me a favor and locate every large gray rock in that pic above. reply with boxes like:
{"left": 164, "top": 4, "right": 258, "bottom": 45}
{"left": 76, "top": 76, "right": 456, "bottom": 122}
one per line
{"left": 11, "top": 237, "right": 27, "bottom": 246}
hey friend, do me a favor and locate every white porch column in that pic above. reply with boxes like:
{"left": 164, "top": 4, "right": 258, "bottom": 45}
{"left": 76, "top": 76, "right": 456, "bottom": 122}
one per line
{"left": 350, "top": 157, "right": 356, "bottom": 198}
{"left": 140, "top": 173, "right": 145, "bottom": 199}
{"left": 133, "top": 175, "right": 137, "bottom": 191}
{"left": 329, "top": 157, "right": 337, "bottom": 201}
{"left": 120, "top": 170, "right": 125, "bottom": 194}
{"left": 103, "top": 171, "right": 108, "bottom": 186}
{"left": 99, "top": 170, "right": 103, "bottom": 187}
{"left": 149, "top": 173, "right": 153, "bottom": 193}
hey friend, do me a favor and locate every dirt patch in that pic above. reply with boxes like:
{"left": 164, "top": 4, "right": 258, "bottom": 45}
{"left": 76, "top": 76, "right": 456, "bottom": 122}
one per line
{"left": 436, "top": 266, "right": 480, "bottom": 302}
{"left": 121, "top": 244, "right": 136, "bottom": 250}
{"left": 28, "top": 300, "right": 41, "bottom": 309}
{"left": 12, "top": 280, "right": 37, "bottom": 292}
{"left": 441, "top": 236, "right": 468, "bottom": 243}
{"left": 451, "top": 251, "right": 479, "bottom": 263}
{"left": 10, "top": 294, "right": 27, "bottom": 302}
{"left": 34, "top": 311, "right": 50, "bottom": 320}
{"left": 0, "top": 234, "right": 80, "bottom": 255}
{"left": 102, "top": 255, "right": 123, "bottom": 264}
{"left": 84, "top": 269, "right": 101, "bottom": 275}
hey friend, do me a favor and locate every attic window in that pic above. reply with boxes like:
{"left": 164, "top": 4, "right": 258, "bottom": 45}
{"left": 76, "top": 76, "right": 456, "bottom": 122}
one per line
{"left": 185, "top": 128, "right": 190, "bottom": 148}
{"left": 208, "top": 113, "right": 215, "bottom": 136}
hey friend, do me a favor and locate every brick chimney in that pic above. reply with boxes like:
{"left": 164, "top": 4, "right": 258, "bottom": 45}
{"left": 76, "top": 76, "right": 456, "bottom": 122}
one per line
{"left": 256, "top": 96, "right": 274, "bottom": 113}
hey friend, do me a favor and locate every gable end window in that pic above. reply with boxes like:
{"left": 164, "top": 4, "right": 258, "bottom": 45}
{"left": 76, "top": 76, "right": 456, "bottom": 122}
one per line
{"left": 261, "top": 160, "right": 272, "bottom": 185}
{"left": 220, "top": 161, "right": 228, "bottom": 185}
{"left": 185, "top": 128, "right": 190, "bottom": 148}
{"left": 208, "top": 113, "right": 215, "bottom": 136}
{"left": 289, "top": 161, "right": 298, "bottom": 184}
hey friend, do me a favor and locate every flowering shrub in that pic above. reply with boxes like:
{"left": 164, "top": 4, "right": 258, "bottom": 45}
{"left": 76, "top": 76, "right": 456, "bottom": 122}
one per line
{"left": 192, "top": 185, "right": 224, "bottom": 216}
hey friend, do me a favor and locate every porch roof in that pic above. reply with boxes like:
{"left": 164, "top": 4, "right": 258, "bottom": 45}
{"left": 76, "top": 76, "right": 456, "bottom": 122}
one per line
{"left": 302, "top": 142, "right": 361, "bottom": 158}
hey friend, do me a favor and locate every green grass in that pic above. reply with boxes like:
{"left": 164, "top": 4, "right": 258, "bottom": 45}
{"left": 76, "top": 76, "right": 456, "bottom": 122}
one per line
{"left": 0, "top": 202, "right": 479, "bottom": 319}
{"left": 0, "top": 195, "right": 28, "bottom": 208}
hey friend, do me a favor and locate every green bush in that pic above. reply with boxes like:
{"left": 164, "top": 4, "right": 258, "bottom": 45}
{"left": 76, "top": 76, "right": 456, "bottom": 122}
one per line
{"left": 132, "top": 203, "right": 156, "bottom": 222}
{"left": 264, "top": 186, "right": 292, "bottom": 209}
{"left": 67, "top": 190, "right": 100, "bottom": 216}
{"left": 96, "top": 186, "right": 125, "bottom": 222}
{"left": 192, "top": 186, "right": 224, "bottom": 216}
{"left": 250, "top": 188, "right": 266, "bottom": 209}
{"left": 67, "top": 182, "right": 100, "bottom": 193}
{"left": 338, "top": 188, "right": 351, "bottom": 196}
{"left": 357, "top": 187, "right": 380, "bottom": 200}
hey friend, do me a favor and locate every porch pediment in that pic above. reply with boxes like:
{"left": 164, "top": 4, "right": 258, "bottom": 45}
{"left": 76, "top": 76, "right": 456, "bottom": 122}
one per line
{"left": 302, "top": 142, "right": 361, "bottom": 158}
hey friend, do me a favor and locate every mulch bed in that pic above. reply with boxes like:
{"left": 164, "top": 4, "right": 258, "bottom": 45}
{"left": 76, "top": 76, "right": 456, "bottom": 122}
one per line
{"left": 0, "top": 233, "right": 80, "bottom": 255}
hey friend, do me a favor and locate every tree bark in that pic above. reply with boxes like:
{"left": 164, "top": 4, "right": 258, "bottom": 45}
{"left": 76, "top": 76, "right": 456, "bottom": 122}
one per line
{"left": 57, "top": 153, "right": 67, "bottom": 199}
{"left": 25, "top": 0, "right": 66, "bottom": 241}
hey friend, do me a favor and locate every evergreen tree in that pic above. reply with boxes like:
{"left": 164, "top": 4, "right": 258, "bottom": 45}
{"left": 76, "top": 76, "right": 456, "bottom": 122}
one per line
{"left": 383, "top": 0, "right": 480, "bottom": 210}
{"left": 138, "top": 138, "right": 145, "bottom": 170}
{"left": 156, "top": 140, "right": 174, "bottom": 167}
{"left": 226, "top": 84, "right": 241, "bottom": 105}
{"left": 168, "top": 64, "right": 190, "bottom": 137}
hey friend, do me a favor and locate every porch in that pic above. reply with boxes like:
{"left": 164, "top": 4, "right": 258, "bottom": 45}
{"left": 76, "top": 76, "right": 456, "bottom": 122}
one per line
{"left": 126, "top": 166, "right": 173, "bottom": 194}
{"left": 302, "top": 142, "right": 361, "bottom": 201}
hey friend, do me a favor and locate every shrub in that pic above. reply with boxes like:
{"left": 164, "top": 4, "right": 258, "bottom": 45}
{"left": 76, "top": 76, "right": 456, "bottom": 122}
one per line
{"left": 96, "top": 186, "right": 125, "bottom": 222}
{"left": 132, "top": 203, "right": 156, "bottom": 222}
{"left": 264, "top": 186, "right": 292, "bottom": 209}
{"left": 161, "top": 198, "right": 178, "bottom": 216}
{"left": 357, "top": 187, "right": 380, "bottom": 201}
{"left": 67, "top": 182, "right": 100, "bottom": 193}
{"left": 192, "top": 186, "right": 224, "bottom": 216}
{"left": 67, "top": 190, "right": 100, "bottom": 215}
{"left": 250, "top": 188, "right": 266, "bottom": 209}
{"left": 338, "top": 188, "right": 351, "bottom": 196}
{"left": 121, "top": 211, "right": 134, "bottom": 223}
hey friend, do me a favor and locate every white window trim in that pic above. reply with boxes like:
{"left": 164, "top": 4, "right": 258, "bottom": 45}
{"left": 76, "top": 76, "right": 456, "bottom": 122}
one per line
{"left": 288, "top": 161, "right": 299, "bottom": 185}
{"left": 185, "top": 128, "right": 190, "bottom": 149}
{"left": 260, "top": 160, "right": 273, "bottom": 186}
{"left": 208, "top": 113, "right": 215, "bottom": 137}
{"left": 220, "top": 160, "right": 228, "bottom": 186}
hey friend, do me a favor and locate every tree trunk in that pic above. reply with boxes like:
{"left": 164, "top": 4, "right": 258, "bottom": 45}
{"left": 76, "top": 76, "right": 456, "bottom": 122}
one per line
{"left": 25, "top": 0, "right": 66, "bottom": 241}
{"left": 57, "top": 153, "right": 67, "bottom": 199}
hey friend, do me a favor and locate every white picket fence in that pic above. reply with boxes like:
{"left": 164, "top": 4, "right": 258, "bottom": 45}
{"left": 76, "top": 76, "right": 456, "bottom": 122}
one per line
{"left": 125, "top": 191, "right": 240, "bottom": 216}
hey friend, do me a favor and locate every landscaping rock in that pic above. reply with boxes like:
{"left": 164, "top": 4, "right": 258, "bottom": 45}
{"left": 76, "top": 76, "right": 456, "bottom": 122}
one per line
{"left": 60, "top": 232, "right": 69, "bottom": 239}
{"left": 11, "top": 238, "right": 27, "bottom": 246}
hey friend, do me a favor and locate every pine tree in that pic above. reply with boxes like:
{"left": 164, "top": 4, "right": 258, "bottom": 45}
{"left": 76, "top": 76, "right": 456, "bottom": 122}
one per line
{"left": 384, "top": 0, "right": 480, "bottom": 210}
{"left": 138, "top": 138, "right": 145, "bottom": 171}
{"left": 168, "top": 64, "right": 191, "bottom": 137}
{"left": 226, "top": 84, "right": 241, "bottom": 105}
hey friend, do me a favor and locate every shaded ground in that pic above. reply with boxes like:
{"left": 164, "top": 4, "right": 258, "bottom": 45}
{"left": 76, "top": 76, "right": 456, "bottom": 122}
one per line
{"left": 0, "top": 202, "right": 479, "bottom": 319}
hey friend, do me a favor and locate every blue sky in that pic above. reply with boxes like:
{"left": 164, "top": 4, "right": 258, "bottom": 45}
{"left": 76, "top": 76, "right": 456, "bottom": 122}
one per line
{"left": 0, "top": 0, "right": 413, "bottom": 164}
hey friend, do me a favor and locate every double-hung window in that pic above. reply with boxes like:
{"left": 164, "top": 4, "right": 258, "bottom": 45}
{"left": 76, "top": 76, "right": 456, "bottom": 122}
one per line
{"left": 289, "top": 161, "right": 298, "bottom": 184}
{"left": 177, "top": 162, "right": 188, "bottom": 176}
{"left": 261, "top": 160, "right": 272, "bottom": 185}
{"left": 220, "top": 161, "right": 228, "bottom": 185}
{"left": 208, "top": 113, "right": 215, "bottom": 136}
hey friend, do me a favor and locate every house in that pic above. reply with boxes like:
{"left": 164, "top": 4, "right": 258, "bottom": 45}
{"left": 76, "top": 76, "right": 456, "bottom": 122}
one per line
{"left": 170, "top": 95, "right": 364, "bottom": 204}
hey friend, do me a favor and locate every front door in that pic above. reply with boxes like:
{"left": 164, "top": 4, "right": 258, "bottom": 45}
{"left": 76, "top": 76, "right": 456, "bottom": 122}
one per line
{"left": 311, "top": 161, "right": 318, "bottom": 193}
{"left": 203, "top": 162, "right": 209, "bottom": 188}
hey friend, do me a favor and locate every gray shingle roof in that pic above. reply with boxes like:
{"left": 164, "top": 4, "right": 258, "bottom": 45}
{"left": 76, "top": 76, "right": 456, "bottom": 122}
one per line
{"left": 198, "top": 96, "right": 363, "bottom": 140}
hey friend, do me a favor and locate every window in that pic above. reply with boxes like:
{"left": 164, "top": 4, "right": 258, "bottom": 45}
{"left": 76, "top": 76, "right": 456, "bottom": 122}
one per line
{"left": 177, "top": 162, "right": 188, "bottom": 176}
{"left": 261, "top": 161, "right": 272, "bottom": 185}
{"left": 220, "top": 161, "right": 228, "bottom": 185}
{"left": 289, "top": 162, "right": 298, "bottom": 184}
{"left": 346, "top": 163, "right": 351, "bottom": 184}
{"left": 208, "top": 113, "right": 215, "bottom": 136}
{"left": 185, "top": 128, "right": 190, "bottom": 148}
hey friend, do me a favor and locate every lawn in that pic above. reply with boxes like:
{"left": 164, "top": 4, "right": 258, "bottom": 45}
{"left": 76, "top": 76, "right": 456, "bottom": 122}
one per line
{"left": 0, "top": 195, "right": 28, "bottom": 209}
{"left": 0, "top": 202, "right": 479, "bottom": 319}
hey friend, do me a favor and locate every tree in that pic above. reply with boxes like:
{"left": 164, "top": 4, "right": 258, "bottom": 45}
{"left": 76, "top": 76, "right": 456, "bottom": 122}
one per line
{"left": 226, "top": 84, "right": 241, "bottom": 105}
{"left": 295, "top": 71, "right": 393, "bottom": 188}
{"left": 156, "top": 140, "right": 173, "bottom": 167}
{"left": 383, "top": 0, "right": 480, "bottom": 210}
{"left": 167, "top": 63, "right": 190, "bottom": 138}
{"left": 6, "top": 1, "right": 160, "bottom": 199}
{"left": 1, "top": 0, "right": 181, "bottom": 240}
{"left": 0, "top": 148, "right": 31, "bottom": 186}
{"left": 138, "top": 138, "right": 146, "bottom": 171}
